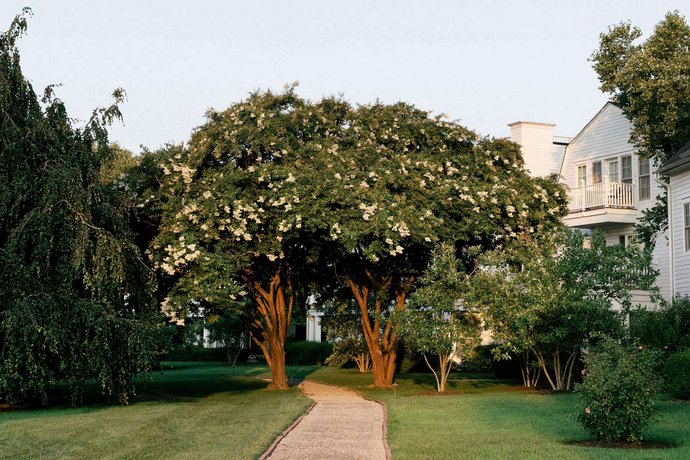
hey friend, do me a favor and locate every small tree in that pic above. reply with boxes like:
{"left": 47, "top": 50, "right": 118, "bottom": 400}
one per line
{"left": 206, "top": 312, "right": 247, "bottom": 366}
{"left": 466, "top": 230, "right": 656, "bottom": 390}
{"left": 320, "top": 301, "right": 372, "bottom": 373}
{"left": 400, "top": 244, "right": 481, "bottom": 392}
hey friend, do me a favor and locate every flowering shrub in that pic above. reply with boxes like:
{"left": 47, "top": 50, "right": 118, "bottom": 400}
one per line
{"left": 665, "top": 350, "right": 690, "bottom": 399}
{"left": 575, "top": 337, "right": 662, "bottom": 443}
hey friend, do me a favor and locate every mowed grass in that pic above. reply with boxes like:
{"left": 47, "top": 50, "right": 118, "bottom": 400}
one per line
{"left": 0, "top": 362, "right": 311, "bottom": 460}
{"left": 275, "top": 366, "right": 690, "bottom": 460}
{"left": 3, "top": 362, "right": 690, "bottom": 459}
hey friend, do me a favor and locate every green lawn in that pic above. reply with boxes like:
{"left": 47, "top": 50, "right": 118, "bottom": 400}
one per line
{"left": 298, "top": 366, "right": 690, "bottom": 460}
{"left": 0, "top": 362, "right": 311, "bottom": 460}
{"left": 2, "top": 362, "right": 689, "bottom": 459}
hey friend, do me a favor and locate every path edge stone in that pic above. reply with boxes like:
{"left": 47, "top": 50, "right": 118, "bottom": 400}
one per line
{"left": 373, "top": 398, "right": 392, "bottom": 460}
{"left": 259, "top": 400, "right": 317, "bottom": 460}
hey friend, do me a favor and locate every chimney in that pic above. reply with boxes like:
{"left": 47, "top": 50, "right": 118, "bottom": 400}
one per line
{"left": 508, "top": 121, "right": 568, "bottom": 177}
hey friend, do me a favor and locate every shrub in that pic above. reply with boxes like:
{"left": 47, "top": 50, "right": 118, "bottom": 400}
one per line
{"left": 165, "top": 347, "right": 230, "bottom": 362}
{"left": 575, "top": 337, "right": 662, "bottom": 443}
{"left": 665, "top": 350, "right": 690, "bottom": 399}
{"left": 629, "top": 297, "right": 690, "bottom": 352}
{"left": 285, "top": 341, "right": 333, "bottom": 366}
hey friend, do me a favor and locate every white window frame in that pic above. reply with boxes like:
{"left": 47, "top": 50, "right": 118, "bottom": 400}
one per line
{"left": 639, "top": 158, "right": 651, "bottom": 201}
{"left": 605, "top": 158, "right": 619, "bottom": 183}
{"left": 621, "top": 155, "right": 632, "bottom": 184}
{"left": 685, "top": 203, "right": 690, "bottom": 252}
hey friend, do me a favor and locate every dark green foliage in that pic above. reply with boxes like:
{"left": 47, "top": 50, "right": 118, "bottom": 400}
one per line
{"left": 576, "top": 337, "right": 662, "bottom": 443}
{"left": 635, "top": 193, "right": 668, "bottom": 249}
{"left": 0, "top": 10, "right": 158, "bottom": 405}
{"left": 285, "top": 341, "right": 333, "bottom": 366}
{"left": 665, "top": 350, "right": 690, "bottom": 399}
{"left": 593, "top": 12, "right": 690, "bottom": 243}
{"left": 165, "top": 347, "right": 234, "bottom": 362}
{"left": 630, "top": 297, "right": 690, "bottom": 352}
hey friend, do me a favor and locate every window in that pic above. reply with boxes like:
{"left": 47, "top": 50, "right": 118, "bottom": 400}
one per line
{"left": 606, "top": 159, "right": 619, "bottom": 183}
{"left": 621, "top": 156, "right": 632, "bottom": 184}
{"left": 639, "top": 158, "right": 651, "bottom": 200}
{"left": 592, "top": 161, "right": 602, "bottom": 184}
{"left": 577, "top": 165, "right": 587, "bottom": 187}
{"left": 619, "top": 235, "right": 634, "bottom": 248}
{"left": 685, "top": 203, "right": 690, "bottom": 252}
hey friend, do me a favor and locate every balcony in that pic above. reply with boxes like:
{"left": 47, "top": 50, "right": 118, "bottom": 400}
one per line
{"left": 564, "top": 182, "right": 638, "bottom": 228}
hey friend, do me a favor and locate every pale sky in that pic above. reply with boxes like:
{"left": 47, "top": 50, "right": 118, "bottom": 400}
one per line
{"left": 2, "top": 1, "right": 687, "bottom": 152}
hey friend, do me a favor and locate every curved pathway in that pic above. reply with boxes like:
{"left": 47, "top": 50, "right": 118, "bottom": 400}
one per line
{"left": 262, "top": 381, "right": 389, "bottom": 460}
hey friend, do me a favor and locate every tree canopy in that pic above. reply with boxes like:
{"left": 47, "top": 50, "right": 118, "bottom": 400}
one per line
{"left": 592, "top": 11, "right": 690, "bottom": 163}
{"left": 592, "top": 11, "right": 690, "bottom": 246}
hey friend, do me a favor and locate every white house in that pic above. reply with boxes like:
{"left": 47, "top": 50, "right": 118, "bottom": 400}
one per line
{"left": 558, "top": 102, "right": 671, "bottom": 307}
{"left": 657, "top": 140, "right": 690, "bottom": 299}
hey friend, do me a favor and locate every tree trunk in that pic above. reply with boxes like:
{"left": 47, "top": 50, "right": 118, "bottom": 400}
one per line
{"left": 246, "top": 270, "right": 294, "bottom": 390}
{"left": 347, "top": 275, "right": 413, "bottom": 388}
{"left": 354, "top": 352, "right": 372, "bottom": 373}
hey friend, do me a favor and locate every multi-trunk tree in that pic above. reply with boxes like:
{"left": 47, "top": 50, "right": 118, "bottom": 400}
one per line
{"left": 466, "top": 230, "right": 657, "bottom": 390}
{"left": 400, "top": 243, "right": 481, "bottom": 392}
{"left": 307, "top": 103, "right": 567, "bottom": 387}
{"left": 152, "top": 88, "right": 348, "bottom": 389}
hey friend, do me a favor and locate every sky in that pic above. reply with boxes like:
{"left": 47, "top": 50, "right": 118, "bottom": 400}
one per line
{"left": 2, "top": 1, "right": 688, "bottom": 153}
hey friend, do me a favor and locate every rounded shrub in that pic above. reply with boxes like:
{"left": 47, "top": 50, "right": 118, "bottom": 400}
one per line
{"left": 575, "top": 337, "right": 662, "bottom": 443}
{"left": 285, "top": 341, "right": 333, "bottom": 366}
{"left": 665, "top": 350, "right": 690, "bottom": 399}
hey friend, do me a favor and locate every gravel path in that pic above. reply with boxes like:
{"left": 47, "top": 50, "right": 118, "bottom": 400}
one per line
{"left": 262, "top": 381, "right": 389, "bottom": 460}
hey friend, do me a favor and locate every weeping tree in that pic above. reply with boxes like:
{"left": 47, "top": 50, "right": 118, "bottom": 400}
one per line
{"left": 308, "top": 102, "right": 567, "bottom": 387}
{"left": 152, "top": 87, "right": 348, "bottom": 389}
{"left": 0, "top": 10, "right": 158, "bottom": 405}
{"left": 400, "top": 243, "right": 481, "bottom": 392}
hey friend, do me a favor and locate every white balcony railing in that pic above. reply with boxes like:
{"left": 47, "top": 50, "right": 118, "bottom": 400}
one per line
{"left": 568, "top": 182, "right": 635, "bottom": 212}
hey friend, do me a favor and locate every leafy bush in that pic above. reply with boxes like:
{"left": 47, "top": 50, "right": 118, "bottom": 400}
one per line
{"left": 165, "top": 347, "right": 232, "bottom": 362}
{"left": 285, "top": 341, "right": 333, "bottom": 366}
{"left": 629, "top": 297, "right": 690, "bottom": 352}
{"left": 575, "top": 338, "right": 662, "bottom": 443}
{"left": 665, "top": 350, "right": 690, "bottom": 399}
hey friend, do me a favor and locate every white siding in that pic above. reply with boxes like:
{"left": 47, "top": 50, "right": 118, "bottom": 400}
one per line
{"left": 670, "top": 169, "right": 690, "bottom": 297}
{"left": 560, "top": 102, "right": 671, "bottom": 304}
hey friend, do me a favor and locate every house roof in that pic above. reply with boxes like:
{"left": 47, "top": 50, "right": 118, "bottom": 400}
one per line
{"left": 557, "top": 101, "right": 620, "bottom": 178}
{"left": 657, "top": 139, "right": 690, "bottom": 175}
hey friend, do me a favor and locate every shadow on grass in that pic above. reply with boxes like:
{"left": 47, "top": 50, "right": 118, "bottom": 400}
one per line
{"left": 0, "top": 362, "right": 278, "bottom": 421}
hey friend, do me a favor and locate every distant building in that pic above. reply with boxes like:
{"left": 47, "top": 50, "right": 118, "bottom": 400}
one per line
{"left": 508, "top": 121, "right": 570, "bottom": 177}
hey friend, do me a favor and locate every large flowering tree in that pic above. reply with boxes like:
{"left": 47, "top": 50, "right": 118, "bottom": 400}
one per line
{"left": 307, "top": 102, "right": 567, "bottom": 387}
{"left": 152, "top": 87, "right": 348, "bottom": 389}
